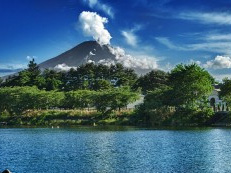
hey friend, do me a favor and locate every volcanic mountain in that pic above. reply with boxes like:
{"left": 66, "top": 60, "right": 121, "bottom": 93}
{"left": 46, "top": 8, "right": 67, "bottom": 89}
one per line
{"left": 39, "top": 41, "right": 116, "bottom": 70}
{"left": 39, "top": 40, "right": 157, "bottom": 74}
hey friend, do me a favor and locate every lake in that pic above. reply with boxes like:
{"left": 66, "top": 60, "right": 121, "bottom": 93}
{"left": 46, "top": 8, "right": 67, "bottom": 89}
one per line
{"left": 0, "top": 127, "right": 231, "bottom": 173}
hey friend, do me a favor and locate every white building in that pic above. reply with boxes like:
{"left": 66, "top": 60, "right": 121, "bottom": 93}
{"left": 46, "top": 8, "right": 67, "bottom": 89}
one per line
{"left": 208, "top": 85, "right": 227, "bottom": 112}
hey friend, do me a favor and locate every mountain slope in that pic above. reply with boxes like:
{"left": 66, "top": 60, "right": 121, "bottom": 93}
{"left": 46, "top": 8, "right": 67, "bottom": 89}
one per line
{"left": 39, "top": 41, "right": 116, "bottom": 69}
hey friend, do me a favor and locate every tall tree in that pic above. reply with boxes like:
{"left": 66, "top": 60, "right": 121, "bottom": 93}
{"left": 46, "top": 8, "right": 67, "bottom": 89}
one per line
{"left": 220, "top": 78, "right": 231, "bottom": 107}
{"left": 169, "top": 63, "right": 213, "bottom": 108}
{"left": 133, "top": 70, "right": 169, "bottom": 94}
{"left": 2, "top": 59, "right": 43, "bottom": 87}
{"left": 43, "top": 69, "right": 63, "bottom": 91}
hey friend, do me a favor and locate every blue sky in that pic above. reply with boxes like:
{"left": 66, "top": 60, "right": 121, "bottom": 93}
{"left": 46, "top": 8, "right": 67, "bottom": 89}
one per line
{"left": 0, "top": 0, "right": 231, "bottom": 80}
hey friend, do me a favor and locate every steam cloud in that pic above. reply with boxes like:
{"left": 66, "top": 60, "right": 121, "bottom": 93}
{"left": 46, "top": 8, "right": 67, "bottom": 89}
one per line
{"left": 79, "top": 11, "right": 112, "bottom": 45}
{"left": 76, "top": 11, "right": 158, "bottom": 72}
{"left": 98, "top": 46, "right": 158, "bottom": 70}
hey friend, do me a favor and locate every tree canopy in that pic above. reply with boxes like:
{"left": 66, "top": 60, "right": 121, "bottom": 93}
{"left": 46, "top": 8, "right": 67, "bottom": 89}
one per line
{"left": 168, "top": 63, "right": 214, "bottom": 107}
{"left": 133, "top": 70, "right": 168, "bottom": 94}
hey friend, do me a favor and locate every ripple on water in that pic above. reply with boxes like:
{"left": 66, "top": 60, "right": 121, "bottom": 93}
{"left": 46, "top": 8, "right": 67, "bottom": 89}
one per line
{"left": 0, "top": 127, "right": 231, "bottom": 173}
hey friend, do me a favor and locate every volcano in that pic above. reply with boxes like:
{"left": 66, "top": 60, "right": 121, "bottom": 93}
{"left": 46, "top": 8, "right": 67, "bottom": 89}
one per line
{"left": 39, "top": 41, "right": 116, "bottom": 70}
{"left": 39, "top": 40, "right": 157, "bottom": 74}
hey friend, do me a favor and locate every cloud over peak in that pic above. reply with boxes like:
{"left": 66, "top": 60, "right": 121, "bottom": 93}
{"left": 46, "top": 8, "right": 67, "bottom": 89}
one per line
{"left": 79, "top": 11, "right": 112, "bottom": 45}
{"left": 108, "top": 46, "right": 158, "bottom": 70}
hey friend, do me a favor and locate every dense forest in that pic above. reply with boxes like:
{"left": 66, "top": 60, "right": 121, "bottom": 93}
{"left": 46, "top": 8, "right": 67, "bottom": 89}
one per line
{"left": 1, "top": 59, "right": 231, "bottom": 126}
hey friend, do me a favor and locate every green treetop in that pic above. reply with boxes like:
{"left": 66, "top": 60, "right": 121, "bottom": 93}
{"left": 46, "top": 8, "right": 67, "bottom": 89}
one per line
{"left": 169, "top": 63, "right": 214, "bottom": 108}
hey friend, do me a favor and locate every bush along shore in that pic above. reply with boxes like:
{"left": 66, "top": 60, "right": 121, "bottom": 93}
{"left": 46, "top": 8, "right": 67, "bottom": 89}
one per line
{"left": 1, "top": 60, "right": 231, "bottom": 127}
{"left": 0, "top": 109, "right": 139, "bottom": 127}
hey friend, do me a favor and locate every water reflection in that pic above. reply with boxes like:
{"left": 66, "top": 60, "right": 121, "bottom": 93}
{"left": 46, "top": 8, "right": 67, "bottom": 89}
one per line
{"left": 0, "top": 127, "right": 231, "bottom": 172}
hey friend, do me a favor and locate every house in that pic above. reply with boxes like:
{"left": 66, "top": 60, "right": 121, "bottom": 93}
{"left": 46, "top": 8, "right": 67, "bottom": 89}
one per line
{"left": 208, "top": 84, "right": 227, "bottom": 112}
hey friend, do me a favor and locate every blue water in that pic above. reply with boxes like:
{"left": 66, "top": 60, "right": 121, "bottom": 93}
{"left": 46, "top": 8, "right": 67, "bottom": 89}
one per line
{"left": 0, "top": 127, "right": 231, "bottom": 173}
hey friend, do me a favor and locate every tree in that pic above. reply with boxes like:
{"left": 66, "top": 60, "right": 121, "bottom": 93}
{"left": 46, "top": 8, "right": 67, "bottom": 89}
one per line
{"left": 26, "top": 58, "right": 41, "bottom": 86}
{"left": 92, "top": 79, "right": 112, "bottom": 90}
{"left": 2, "top": 59, "right": 43, "bottom": 87}
{"left": 133, "top": 70, "right": 169, "bottom": 94}
{"left": 63, "top": 90, "right": 95, "bottom": 109}
{"left": 220, "top": 78, "right": 231, "bottom": 107}
{"left": 65, "top": 63, "right": 138, "bottom": 91}
{"left": 42, "top": 69, "right": 63, "bottom": 91}
{"left": 0, "top": 86, "right": 65, "bottom": 115}
{"left": 169, "top": 63, "right": 213, "bottom": 108}
{"left": 109, "top": 63, "right": 138, "bottom": 87}
{"left": 93, "top": 87, "right": 140, "bottom": 115}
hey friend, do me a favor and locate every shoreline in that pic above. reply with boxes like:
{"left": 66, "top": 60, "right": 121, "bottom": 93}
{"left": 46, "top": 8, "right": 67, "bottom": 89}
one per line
{"left": 1, "top": 109, "right": 231, "bottom": 128}
{"left": 1, "top": 123, "right": 231, "bottom": 129}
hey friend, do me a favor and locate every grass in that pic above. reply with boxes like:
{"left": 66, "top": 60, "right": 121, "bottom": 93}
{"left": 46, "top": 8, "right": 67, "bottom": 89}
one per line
{"left": 0, "top": 109, "right": 136, "bottom": 127}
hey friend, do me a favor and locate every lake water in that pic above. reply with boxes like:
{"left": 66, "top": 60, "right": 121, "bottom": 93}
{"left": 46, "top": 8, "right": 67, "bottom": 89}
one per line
{"left": 0, "top": 127, "right": 231, "bottom": 173}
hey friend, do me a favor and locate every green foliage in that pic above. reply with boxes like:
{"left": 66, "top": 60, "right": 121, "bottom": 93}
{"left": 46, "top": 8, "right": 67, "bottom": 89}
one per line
{"left": 137, "top": 86, "right": 174, "bottom": 126}
{"left": 2, "top": 59, "right": 42, "bottom": 87}
{"left": 93, "top": 87, "right": 140, "bottom": 115}
{"left": 64, "top": 63, "right": 138, "bottom": 91}
{"left": 0, "top": 60, "right": 220, "bottom": 127}
{"left": 220, "top": 78, "right": 231, "bottom": 105}
{"left": 92, "top": 79, "right": 112, "bottom": 90}
{"left": 64, "top": 90, "right": 95, "bottom": 109}
{"left": 1, "top": 60, "right": 138, "bottom": 92}
{"left": 144, "top": 86, "right": 172, "bottom": 109}
{"left": 136, "top": 63, "right": 215, "bottom": 126}
{"left": 110, "top": 64, "right": 138, "bottom": 87}
{"left": 42, "top": 69, "right": 63, "bottom": 90}
{"left": 169, "top": 63, "right": 213, "bottom": 107}
{"left": 0, "top": 86, "right": 139, "bottom": 117}
{"left": 171, "top": 107, "right": 214, "bottom": 125}
{"left": 133, "top": 70, "right": 169, "bottom": 94}
{"left": 0, "top": 87, "right": 64, "bottom": 115}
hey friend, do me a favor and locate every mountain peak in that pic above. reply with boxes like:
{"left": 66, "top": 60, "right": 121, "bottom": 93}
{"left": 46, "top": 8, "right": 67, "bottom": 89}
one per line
{"left": 39, "top": 41, "right": 115, "bottom": 70}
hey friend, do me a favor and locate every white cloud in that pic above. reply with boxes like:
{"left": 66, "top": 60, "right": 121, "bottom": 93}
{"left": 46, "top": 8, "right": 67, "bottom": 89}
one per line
{"left": 156, "top": 37, "right": 231, "bottom": 54}
{"left": 26, "top": 55, "right": 37, "bottom": 61}
{"left": 53, "top": 64, "right": 77, "bottom": 72}
{"left": 204, "top": 34, "right": 231, "bottom": 41}
{"left": 188, "top": 42, "right": 231, "bottom": 54}
{"left": 121, "top": 25, "right": 142, "bottom": 47}
{"left": 89, "top": 51, "right": 95, "bottom": 56}
{"left": 211, "top": 74, "right": 231, "bottom": 82}
{"left": 0, "top": 63, "right": 26, "bottom": 70}
{"left": 79, "top": 11, "right": 112, "bottom": 45}
{"left": 189, "top": 59, "right": 201, "bottom": 65}
{"left": 156, "top": 37, "right": 184, "bottom": 50}
{"left": 83, "top": 0, "right": 114, "bottom": 18}
{"left": 105, "top": 46, "right": 158, "bottom": 70}
{"left": 178, "top": 12, "right": 231, "bottom": 25}
{"left": 85, "top": 0, "right": 97, "bottom": 8}
{"left": 121, "top": 31, "right": 138, "bottom": 47}
{"left": 204, "top": 55, "right": 231, "bottom": 69}
{"left": 0, "top": 63, "right": 27, "bottom": 77}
